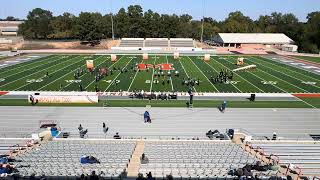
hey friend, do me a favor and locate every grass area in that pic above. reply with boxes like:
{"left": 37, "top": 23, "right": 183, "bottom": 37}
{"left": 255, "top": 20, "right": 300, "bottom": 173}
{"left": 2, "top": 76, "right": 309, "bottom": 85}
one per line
{"left": 0, "top": 55, "right": 319, "bottom": 94}
{"left": 0, "top": 98, "right": 318, "bottom": 108}
{"left": 292, "top": 56, "right": 320, "bottom": 64}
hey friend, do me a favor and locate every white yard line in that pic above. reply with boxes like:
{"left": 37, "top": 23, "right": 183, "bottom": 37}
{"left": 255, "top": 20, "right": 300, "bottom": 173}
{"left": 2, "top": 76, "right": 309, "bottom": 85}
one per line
{"left": 166, "top": 55, "right": 174, "bottom": 91}
{"left": 187, "top": 56, "right": 219, "bottom": 92}
{"left": 225, "top": 56, "right": 289, "bottom": 93}
{"left": 262, "top": 56, "right": 320, "bottom": 82}
{"left": 0, "top": 55, "right": 55, "bottom": 77}
{"left": 1, "top": 56, "right": 77, "bottom": 89}
{"left": 105, "top": 57, "right": 133, "bottom": 92}
{"left": 84, "top": 56, "right": 124, "bottom": 89}
{"left": 17, "top": 56, "right": 84, "bottom": 91}
{"left": 127, "top": 58, "right": 143, "bottom": 92}
{"left": 178, "top": 57, "right": 197, "bottom": 92}
{"left": 294, "top": 97, "right": 317, "bottom": 109}
{"left": 212, "top": 56, "right": 264, "bottom": 93}
{"left": 39, "top": 56, "right": 103, "bottom": 91}
{"left": 1, "top": 55, "right": 63, "bottom": 79}
{"left": 249, "top": 59, "right": 310, "bottom": 93}
{"left": 149, "top": 55, "right": 157, "bottom": 92}
{"left": 251, "top": 57, "right": 320, "bottom": 90}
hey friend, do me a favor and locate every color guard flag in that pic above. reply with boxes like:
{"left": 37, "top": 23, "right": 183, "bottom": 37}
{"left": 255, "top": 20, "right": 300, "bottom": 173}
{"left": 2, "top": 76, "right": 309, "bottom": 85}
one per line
{"left": 111, "top": 54, "right": 117, "bottom": 62}
{"left": 174, "top": 52, "right": 180, "bottom": 59}
{"left": 204, "top": 54, "right": 210, "bottom": 61}
{"left": 143, "top": 53, "right": 148, "bottom": 60}
{"left": 86, "top": 60, "right": 94, "bottom": 69}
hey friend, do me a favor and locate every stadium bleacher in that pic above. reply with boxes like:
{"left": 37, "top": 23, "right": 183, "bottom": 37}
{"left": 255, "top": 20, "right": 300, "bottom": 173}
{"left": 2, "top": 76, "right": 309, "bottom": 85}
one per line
{"left": 0, "top": 139, "right": 29, "bottom": 155}
{"left": 145, "top": 38, "right": 168, "bottom": 47}
{"left": 170, "top": 38, "right": 194, "bottom": 47}
{"left": 139, "top": 141, "right": 259, "bottom": 179}
{"left": 13, "top": 140, "right": 135, "bottom": 178}
{"left": 119, "top": 38, "right": 144, "bottom": 48}
{"left": 117, "top": 38, "right": 194, "bottom": 48}
{"left": 250, "top": 142, "right": 320, "bottom": 177}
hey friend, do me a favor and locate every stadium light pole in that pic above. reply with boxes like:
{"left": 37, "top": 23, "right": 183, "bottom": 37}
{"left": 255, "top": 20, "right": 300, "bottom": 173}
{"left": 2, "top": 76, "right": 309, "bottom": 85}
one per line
{"left": 110, "top": 0, "right": 115, "bottom": 40}
{"left": 200, "top": 0, "right": 205, "bottom": 43}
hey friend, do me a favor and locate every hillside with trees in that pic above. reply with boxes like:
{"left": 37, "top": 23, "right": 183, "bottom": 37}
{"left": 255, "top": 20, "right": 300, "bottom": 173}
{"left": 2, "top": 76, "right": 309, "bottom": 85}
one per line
{"left": 16, "top": 5, "right": 320, "bottom": 53}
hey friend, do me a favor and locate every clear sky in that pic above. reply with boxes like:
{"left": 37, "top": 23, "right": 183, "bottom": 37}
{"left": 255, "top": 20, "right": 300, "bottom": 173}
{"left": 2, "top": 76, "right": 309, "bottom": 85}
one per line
{"left": 1, "top": 0, "right": 320, "bottom": 22}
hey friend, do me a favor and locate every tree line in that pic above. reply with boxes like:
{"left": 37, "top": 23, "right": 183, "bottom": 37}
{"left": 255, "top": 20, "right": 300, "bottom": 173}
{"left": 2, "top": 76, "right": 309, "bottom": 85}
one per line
{"left": 12, "top": 6, "right": 320, "bottom": 53}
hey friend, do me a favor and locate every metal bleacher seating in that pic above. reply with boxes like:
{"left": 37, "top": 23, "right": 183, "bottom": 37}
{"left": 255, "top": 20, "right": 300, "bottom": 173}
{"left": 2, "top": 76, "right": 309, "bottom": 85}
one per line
{"left": 145, "top": 39, "right": 168, "bottom": 47}
{"left": 12, "top": 140, "right": 136, "bottom": 178}
{"left": 139, "top": 141, "right": 258, "bottom": 179}
{"left": 170, "top": 38, "right": 194, "bottom": 47}
{"left": 251, "top": 142, "right": 320, "bottom": 177}
{"left": 119, "top": 38, "right": 144, "bottom": 48}
{"left": 0, "top": 139, "right": 29, "bottom": 155}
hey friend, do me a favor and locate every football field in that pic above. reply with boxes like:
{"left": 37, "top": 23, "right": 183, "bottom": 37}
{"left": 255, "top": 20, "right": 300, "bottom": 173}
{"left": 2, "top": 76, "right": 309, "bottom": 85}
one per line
{"left": 0, "top": 55, "right": 319, "bottom": 94}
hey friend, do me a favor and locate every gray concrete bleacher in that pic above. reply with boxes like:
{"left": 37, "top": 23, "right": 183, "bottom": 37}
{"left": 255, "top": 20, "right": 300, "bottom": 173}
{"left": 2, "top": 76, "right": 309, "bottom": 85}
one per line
{"left": 139, "top": 141, "right": 257, "bottom": 178}
{"left": 0, "top": 107, "right": 319, "bottom": 140}
{"left": 13, "top": 140, "right": 135, "bottom": 178}
{"left": 119, "top": 38, "right": 144, "bottom": 48}
{"left": 251, "top": 142, "right": 320, "bottom": 176}
{"left": 145, "top": 39, "right": 168, "bottom": 47}
{"left": 0, "top": 138, "right": 29, "bottom": 155}
{"left": 170, "top": 38, "right": 194, "bottom": 47}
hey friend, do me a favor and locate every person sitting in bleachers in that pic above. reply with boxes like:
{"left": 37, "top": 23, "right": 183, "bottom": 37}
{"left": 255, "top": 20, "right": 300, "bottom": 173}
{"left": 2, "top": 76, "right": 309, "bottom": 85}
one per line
{"left": 113, "top": 132, "right": 121, "bottom": 139}
{"left": 272, "top": 132, "right": 277, "bottom": 140}
{"left": 78, "top": 124, "right": 83, "bottom": 131}
{"left": 0, "top": 164, "right": 15, "bottom": 175}
{"left": 140, "top": 153, "right": 149, "bottom": 164}
{"left": 146, "top": 172, "right": 153, "bottom": 180}
{"left": 80, "top": 156, "right": 100, "bottom": 164}
{"left": 89, "top": 170, "right": 99, "bottom": 180}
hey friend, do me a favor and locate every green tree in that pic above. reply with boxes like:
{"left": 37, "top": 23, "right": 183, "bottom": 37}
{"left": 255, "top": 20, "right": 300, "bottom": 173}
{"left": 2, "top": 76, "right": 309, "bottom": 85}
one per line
{"left": 19, "top": 8, "right": 53, "bottom": 39}
{"left": 74, "top": 12, "right": 103, "bottom": 41}
{"left": 49, "top": 12, "right": 76, "bottom": 39}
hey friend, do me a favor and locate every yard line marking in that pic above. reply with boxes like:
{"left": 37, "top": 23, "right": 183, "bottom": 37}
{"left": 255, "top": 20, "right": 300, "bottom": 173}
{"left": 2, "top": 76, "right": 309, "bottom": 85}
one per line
{"left": 0, "top": 56, "right": 73, "bottom": 88}
{"left": 178, "top": 56, "right": 197, "bottom": 93}
{"left": 256, "top": 56, "right": 320, "bottom": 86}
{"left": 127, "top": 58, "right": 143, "bottom": 92}
{"left": 149, "top": 55, "right": 157, "bottom": 92}
{"left": 105, "top": 57, "right": 133, "bottom": 92}
{"left": 195, "top": 56, "right": 240, "bottom": 93}
{"left": 84, "top": 56, "right": 124, "bottom": 90}
{"left": 212, "top": 56, "right": 264, "bottom": 93}
{"left": 225, "top": 56, "right": 284, "bottom": 93}
{"left": 0, "top": 55, "right": 55, "bottom": 77}
{"left": 39, "top": 56, "right": 103, "bottom": 91}
{"left": 187, "top": 56, "right": 219, "bottom": 92}
{"left": 166, "top": 55, "right": 174, "bottom": 91}
{"left": 0, "top": 56, "right": 60, "bottom": 79}
{"left": 248, "top": 57, "right": 310, "bottom": 93}
{"left": 249, "top": 58, "right": 320, "bottom": 89}
{"left": 294, "top": 96, "right": 317, "bottom": 109}
{"left": 16, "top": 56, "right": 83, "bottom": 91}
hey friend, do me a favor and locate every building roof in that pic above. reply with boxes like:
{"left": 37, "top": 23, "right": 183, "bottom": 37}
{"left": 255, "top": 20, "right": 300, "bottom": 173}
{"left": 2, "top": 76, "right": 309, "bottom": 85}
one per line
{"left": 214, "top": 33, "right": 294, "bottom": 44}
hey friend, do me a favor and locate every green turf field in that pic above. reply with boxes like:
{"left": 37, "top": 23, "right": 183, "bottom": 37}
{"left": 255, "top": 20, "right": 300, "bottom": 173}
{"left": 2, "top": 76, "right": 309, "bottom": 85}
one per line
{"left": 0, "top": 98, "right": 319, "bottom": 108}
{"left": 0, "top": 55, "right": 319, "bottom": 94}
{"left": 291, "top": 56, "right": 320, "bottom": 64}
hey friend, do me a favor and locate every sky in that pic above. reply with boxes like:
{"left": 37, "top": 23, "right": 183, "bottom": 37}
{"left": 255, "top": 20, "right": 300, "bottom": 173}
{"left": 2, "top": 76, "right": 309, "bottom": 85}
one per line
{"left": 1, "top": 0, "right": 320, "bottom": 22}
